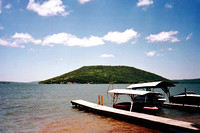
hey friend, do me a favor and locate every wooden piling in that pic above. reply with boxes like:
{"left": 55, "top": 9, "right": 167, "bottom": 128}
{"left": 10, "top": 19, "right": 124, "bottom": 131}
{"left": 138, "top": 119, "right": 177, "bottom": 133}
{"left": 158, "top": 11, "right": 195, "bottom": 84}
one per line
{"left": 98, "top": 95, "right": 100, "bottom": 105}
{"left": 101, "top": 95, "right": 103, "bottom": 105}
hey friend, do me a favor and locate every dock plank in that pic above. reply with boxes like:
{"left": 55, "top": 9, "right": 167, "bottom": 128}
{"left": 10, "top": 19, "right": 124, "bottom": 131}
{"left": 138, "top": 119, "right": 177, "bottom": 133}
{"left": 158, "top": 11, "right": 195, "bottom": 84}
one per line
{"left": 71, "top": 99, "right": 200, "bottom": 132}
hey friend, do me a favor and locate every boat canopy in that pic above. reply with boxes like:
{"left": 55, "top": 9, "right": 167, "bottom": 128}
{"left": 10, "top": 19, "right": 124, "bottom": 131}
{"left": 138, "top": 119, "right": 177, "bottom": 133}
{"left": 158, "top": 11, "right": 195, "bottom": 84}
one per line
{"left": 127, "top": 81, "right": 175, "bottom": 89}
{"left": 108, "top": 89, "right": 150, "bottom": 95}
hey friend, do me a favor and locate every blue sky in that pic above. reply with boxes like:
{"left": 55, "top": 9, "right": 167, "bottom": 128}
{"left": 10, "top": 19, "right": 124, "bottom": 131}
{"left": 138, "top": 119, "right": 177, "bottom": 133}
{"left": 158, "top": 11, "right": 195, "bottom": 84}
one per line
{"left": 0, "top": 0, "right": 199, "bottom": 82}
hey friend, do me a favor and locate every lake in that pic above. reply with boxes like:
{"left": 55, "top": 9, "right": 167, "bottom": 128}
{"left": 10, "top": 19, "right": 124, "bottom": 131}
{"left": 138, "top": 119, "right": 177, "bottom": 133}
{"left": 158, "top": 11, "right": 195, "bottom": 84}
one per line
{"left": 0, "top": 83, "right": 200, "bottom": 132}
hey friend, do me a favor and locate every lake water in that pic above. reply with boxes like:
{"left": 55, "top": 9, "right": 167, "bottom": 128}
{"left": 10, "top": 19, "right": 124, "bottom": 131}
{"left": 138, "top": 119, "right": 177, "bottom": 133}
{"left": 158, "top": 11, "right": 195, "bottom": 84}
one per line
{"left": 0, "top": 83, "right": 200, "bottom": 133}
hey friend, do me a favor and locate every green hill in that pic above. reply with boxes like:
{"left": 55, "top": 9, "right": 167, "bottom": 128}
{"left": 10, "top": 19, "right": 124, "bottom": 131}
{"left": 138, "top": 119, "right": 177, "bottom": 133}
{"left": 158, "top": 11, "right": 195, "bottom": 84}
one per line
{"left": 39, "top": 65, "right": 169, "bottom": 84}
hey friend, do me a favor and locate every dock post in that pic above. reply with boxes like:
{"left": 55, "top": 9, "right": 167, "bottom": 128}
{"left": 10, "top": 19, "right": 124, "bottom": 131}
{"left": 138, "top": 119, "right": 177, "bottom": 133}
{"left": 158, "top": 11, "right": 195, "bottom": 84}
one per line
{"left": 101, "top": 95, "right": 103, "bottom": 105}
{"left": 98, "top": 95, "right": 100, "bottom": 105}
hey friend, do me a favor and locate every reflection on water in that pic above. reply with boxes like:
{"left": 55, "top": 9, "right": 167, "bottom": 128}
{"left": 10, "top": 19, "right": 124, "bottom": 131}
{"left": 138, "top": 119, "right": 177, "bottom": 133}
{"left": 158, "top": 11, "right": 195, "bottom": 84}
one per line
{"left": 0, "top": 83, "right": 200, "bottom": 132}
{"left": 41, "top": 110, "right": 161, "bottom": 133}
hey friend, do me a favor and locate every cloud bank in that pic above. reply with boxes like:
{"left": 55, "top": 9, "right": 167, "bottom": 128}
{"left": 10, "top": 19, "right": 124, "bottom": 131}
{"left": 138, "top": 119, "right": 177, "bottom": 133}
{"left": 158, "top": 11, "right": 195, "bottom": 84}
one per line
{"left": 0, "top": 29, "right": 140, "bottom": 48}
{"left": 0, "top": 29, "right": 181, "bottom": 48}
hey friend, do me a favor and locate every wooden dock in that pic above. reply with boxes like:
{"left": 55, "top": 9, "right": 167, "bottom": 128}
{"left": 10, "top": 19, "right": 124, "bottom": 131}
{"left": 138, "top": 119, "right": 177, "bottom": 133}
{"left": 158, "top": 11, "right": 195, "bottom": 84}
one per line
{"left": 71, "top": 100, "right": 200, "bottom": 133}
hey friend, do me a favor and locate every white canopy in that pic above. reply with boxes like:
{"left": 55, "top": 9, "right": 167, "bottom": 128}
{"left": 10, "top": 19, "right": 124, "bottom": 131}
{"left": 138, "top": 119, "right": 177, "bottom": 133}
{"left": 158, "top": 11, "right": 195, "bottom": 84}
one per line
{"left": 108, "top": 89, "right": 150, "bottom": 95}
{"left": 126, "top": 81, "right": 175, "bottom": 89}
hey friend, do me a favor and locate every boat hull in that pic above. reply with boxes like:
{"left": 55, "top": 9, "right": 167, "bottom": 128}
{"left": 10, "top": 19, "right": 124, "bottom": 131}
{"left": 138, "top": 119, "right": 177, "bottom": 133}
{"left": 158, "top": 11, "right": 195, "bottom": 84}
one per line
{"left": 113, "top": 102, "right": 159, "bottom": 112}
{"left": 170, "top": 95, "right": 200, "bottom": 105}
{"left": 113, "top": 102, "right": 131, "bottom": 111}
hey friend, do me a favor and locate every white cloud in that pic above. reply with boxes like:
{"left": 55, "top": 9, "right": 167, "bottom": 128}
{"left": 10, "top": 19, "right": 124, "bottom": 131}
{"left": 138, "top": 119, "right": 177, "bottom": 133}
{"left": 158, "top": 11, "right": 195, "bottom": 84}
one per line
{"left": 103, "top": 29, "right": 140, "bottom": 44}
{"left": 137, "top": 0, "right": 153, "bottom": 7}
{"left": 145, "top": 51, "right": 159, "bottom": 57}
{"left": 42, "top": 33, "right": 104, "bottom": 47}
{"left": 146, "top": 31, "right": 180, "bottom": 43}
{"left": 27, "top": 0, "right": 69, "bottom": 16}
{"left": 68, "top": 36, "right": 104, "bottom": 47}
{"left": 42, "top": 33, "right": 71, "bottom": 46}
{"left": 78, "top": 0, "right": 91, "bottom": 4}
{"left": 165, "top": 3, "right": 173, "bottom": 8}
{"left": 168, "top": 48, "right": 172, "bottom": 51}
{"left": 5, "top": 3, "right": 12, "bottom": 9}
{"left": 185, "top": 33, "right": 192, "bottom": 40}
{"left": 100, "top": 54, "right": 115, "bottom": 58}
{"left": 0, "top": 25, "right": 3, "bottom": 30}
{"left": 0, "top": 33, "right": 41, "bottom": 48}
{"left": 0, "top": 38, "right": 24, "bottom": 48}
{"left": 12, "top": 33, "right": 41, "bottom": 45}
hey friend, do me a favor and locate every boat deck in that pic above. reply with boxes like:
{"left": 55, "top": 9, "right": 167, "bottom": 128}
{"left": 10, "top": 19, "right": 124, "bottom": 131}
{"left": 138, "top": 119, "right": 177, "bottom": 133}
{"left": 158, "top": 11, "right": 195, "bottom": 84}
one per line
{"left": 71, "top": 100, "right": 200, "bottom": 132}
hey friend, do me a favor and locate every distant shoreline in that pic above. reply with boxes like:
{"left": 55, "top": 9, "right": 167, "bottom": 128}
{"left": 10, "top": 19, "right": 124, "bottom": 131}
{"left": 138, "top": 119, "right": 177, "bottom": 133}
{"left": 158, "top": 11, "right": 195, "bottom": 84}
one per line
{"left": 0, "top": 81, "right": 39, "bottom": 84}
{"left": 1, "top": 79, "right": 200, "bottom": 85}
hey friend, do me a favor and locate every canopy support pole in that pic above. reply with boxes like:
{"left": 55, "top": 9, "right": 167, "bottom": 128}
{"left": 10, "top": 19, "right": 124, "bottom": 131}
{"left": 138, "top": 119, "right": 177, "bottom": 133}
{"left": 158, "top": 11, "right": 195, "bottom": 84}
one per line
{"left": 130, "top": 101, "right": 133, "bottom": 112}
